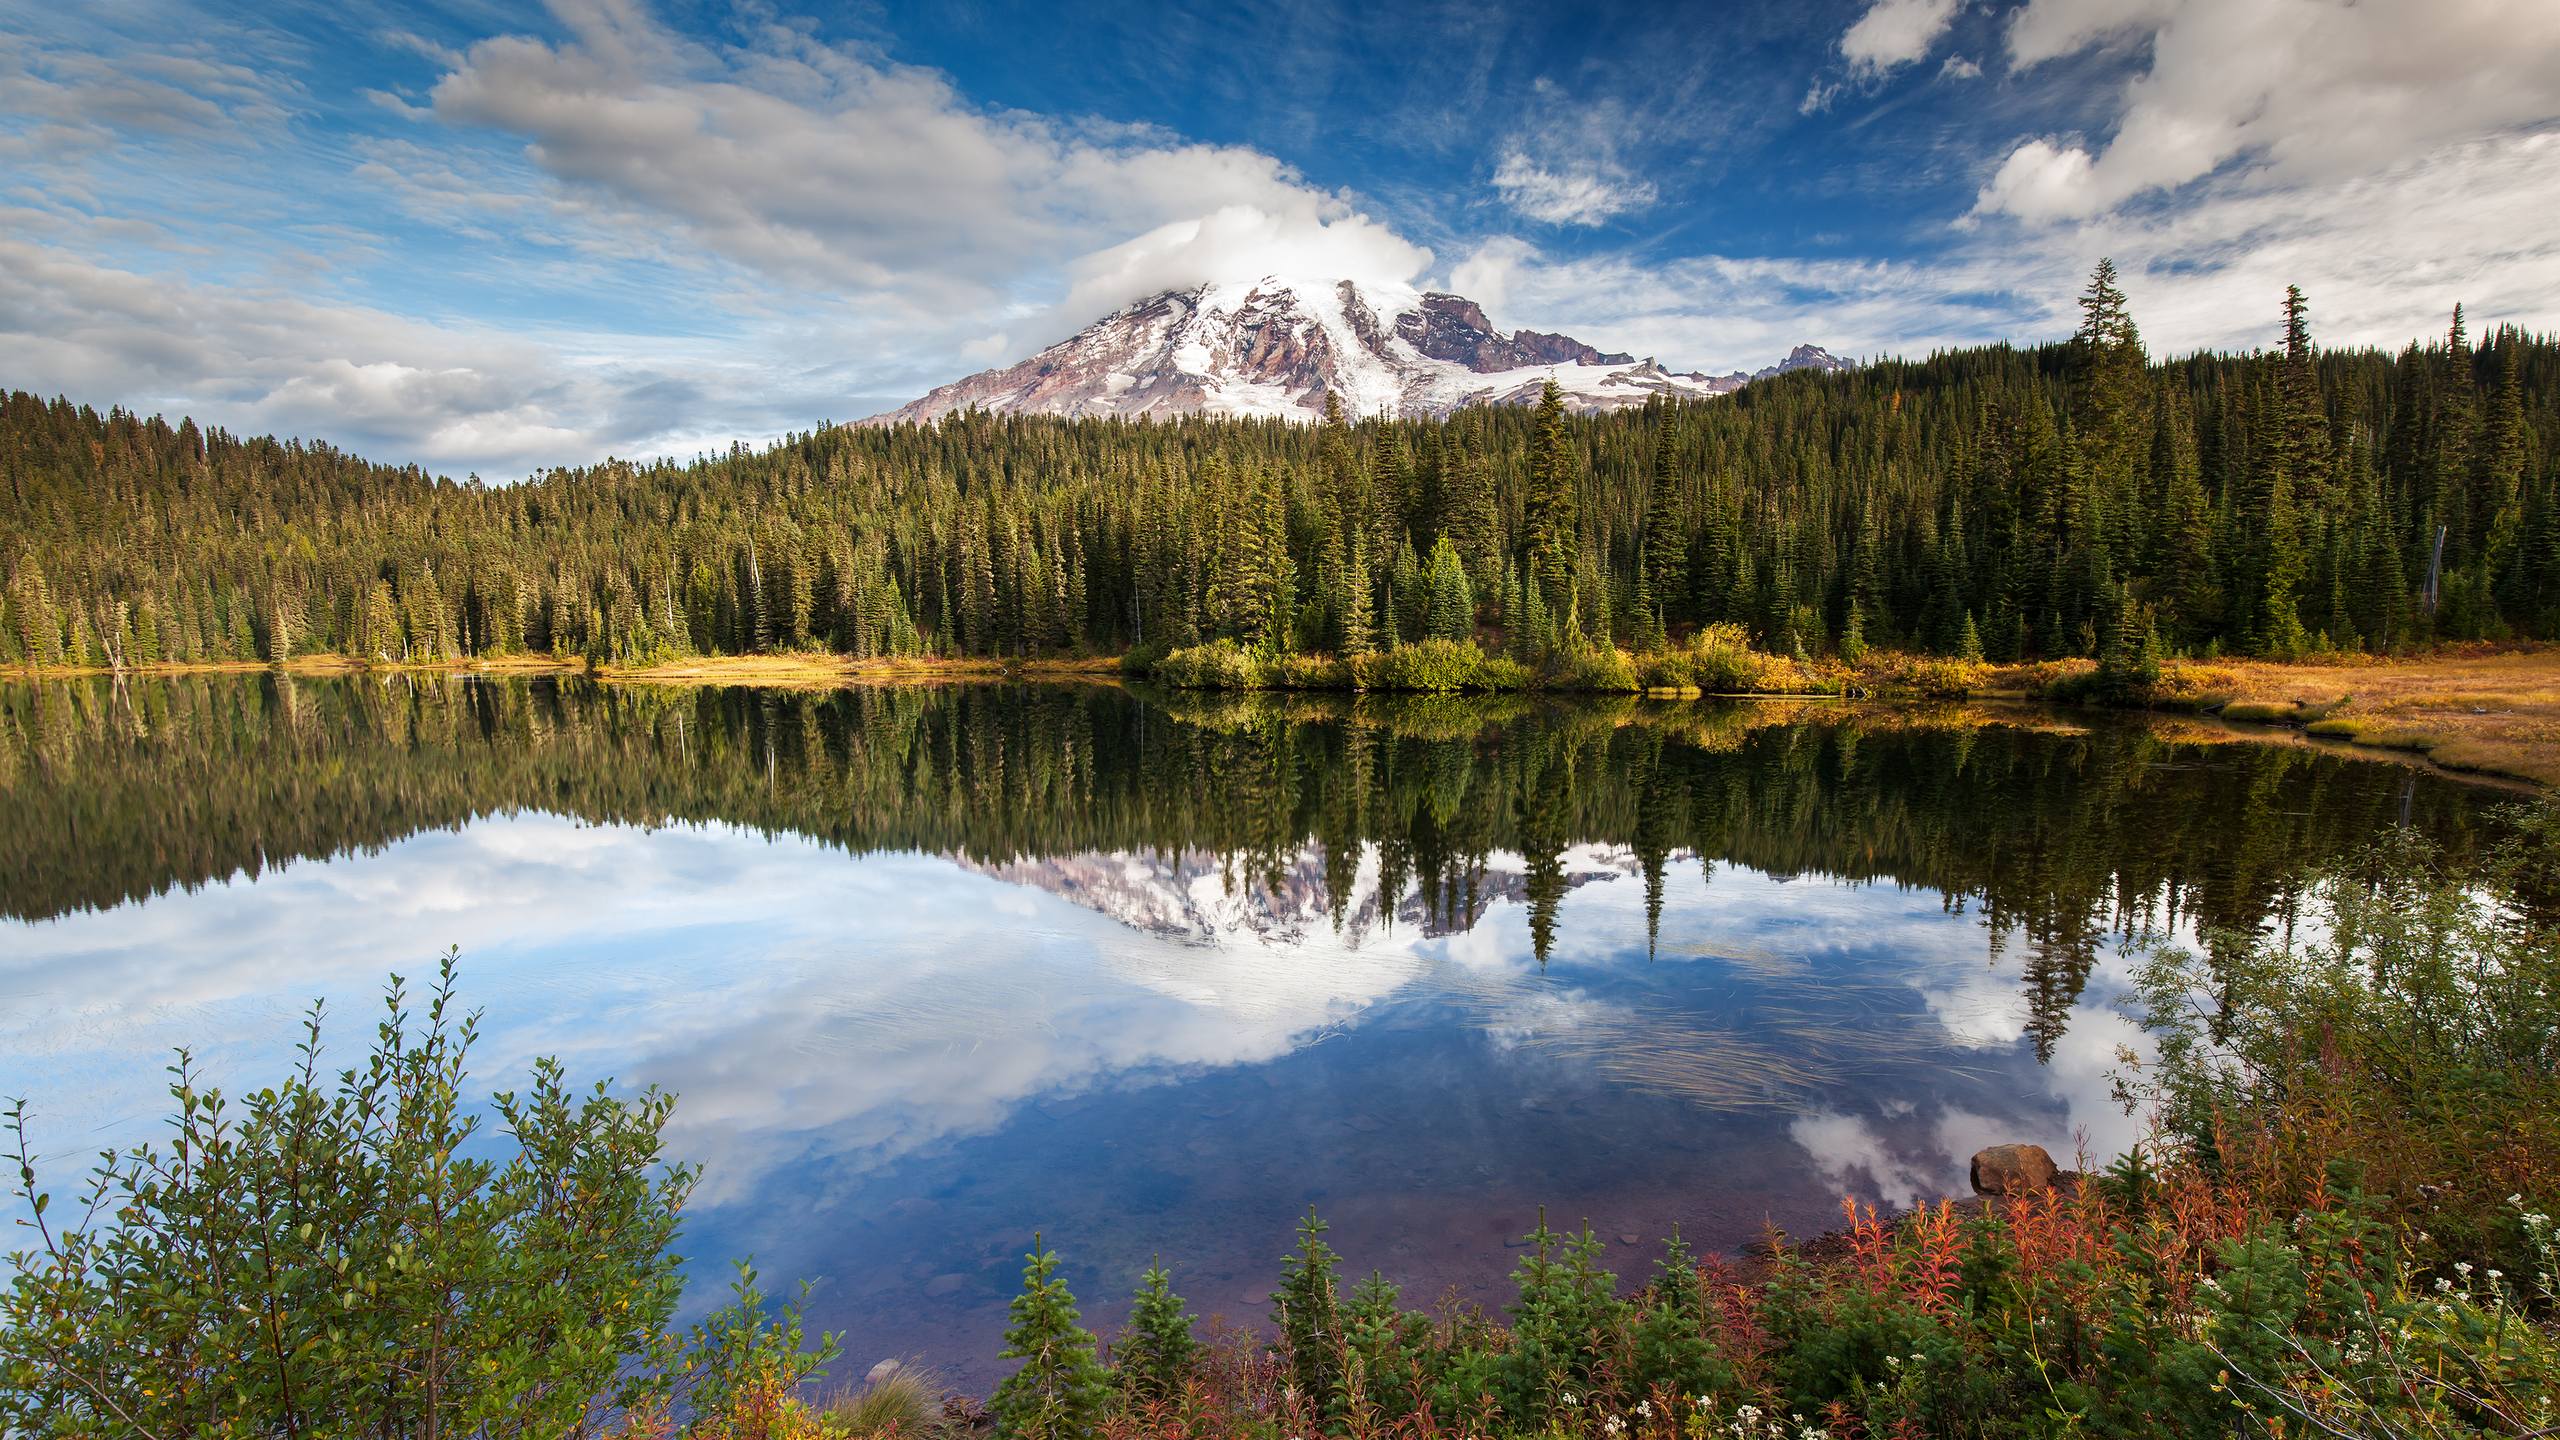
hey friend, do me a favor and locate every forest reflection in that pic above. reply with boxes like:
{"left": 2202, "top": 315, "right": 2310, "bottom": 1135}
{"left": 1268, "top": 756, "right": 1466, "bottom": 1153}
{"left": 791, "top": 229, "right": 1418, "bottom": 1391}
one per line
{"left": 0, "top": 674, "right": 2496, "bottom": 1060}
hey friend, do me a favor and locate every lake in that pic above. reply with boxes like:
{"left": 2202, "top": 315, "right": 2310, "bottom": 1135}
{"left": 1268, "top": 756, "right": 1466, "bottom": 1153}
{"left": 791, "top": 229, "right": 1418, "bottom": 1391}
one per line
{"left": 0, "top": 674, "right": 2513, "bottom": 1383}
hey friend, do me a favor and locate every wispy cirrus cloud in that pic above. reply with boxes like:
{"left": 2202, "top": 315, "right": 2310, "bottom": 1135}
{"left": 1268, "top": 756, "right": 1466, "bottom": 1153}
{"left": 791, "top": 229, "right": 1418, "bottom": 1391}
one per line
{"left": 1482, "top": 77, "right": 1663, "bottom": 227}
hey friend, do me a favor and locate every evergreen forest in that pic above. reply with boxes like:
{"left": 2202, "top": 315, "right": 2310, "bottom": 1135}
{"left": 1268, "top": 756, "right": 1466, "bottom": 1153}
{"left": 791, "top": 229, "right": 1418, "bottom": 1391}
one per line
{"left": 5, "top": 270, "right": 2556, "bottom": 673}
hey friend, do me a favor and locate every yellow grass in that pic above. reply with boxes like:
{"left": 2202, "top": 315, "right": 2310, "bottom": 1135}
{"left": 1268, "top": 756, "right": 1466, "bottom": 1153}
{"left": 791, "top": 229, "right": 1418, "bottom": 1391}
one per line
{"left": 7, "top": 652, "right": 587, "bottom": 680}
{"left": 592, "top": 652, "right": 1122, "bottom": 688}
{"left": 7, "top": 650, "right": 1119, "bottom": 688}
{"left": 1976, "top": 645, "right": 2560, "bottom": 788}
{"left": 2190, "top": 646, "right": 2560, "bottom": 787}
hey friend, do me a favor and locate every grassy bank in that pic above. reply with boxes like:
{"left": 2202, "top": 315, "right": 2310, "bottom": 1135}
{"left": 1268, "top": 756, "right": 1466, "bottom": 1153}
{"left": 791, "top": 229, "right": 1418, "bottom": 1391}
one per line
{"left": 6, "top": 814, "right": 2554, "bottom": 1438}
{"left": 1981, "top": 643, "right": 2560, "bottom": 787}
{"left": 595, "top": 652, "right": 1123, "bottom": 687}
{"left": 14, "top": 639, "right": 2555, "bottom": 786}
{"left": 1136, "top": 628, "right": 1983, "bottom": 701}
{"left": 5, "top": 650, "right": 590, "bottom": 680}
{"left": 4, "top": 650, "right": 1131, "bottom": 686}
{"left": 1137, "top": 633, "right": 2560, "bottom": 788}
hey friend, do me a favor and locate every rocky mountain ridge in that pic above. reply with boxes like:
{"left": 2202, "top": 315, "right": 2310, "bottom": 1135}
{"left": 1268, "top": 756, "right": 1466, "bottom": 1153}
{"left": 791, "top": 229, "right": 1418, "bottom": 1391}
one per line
{"left": 868, "top": 278, "right": 1845, "bottom": 425}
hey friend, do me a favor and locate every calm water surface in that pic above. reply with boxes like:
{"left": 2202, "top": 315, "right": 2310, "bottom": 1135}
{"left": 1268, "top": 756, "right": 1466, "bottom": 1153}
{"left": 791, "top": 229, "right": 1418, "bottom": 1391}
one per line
{"left": 0, "top": 676, "right": 2511, "bottom": 1382}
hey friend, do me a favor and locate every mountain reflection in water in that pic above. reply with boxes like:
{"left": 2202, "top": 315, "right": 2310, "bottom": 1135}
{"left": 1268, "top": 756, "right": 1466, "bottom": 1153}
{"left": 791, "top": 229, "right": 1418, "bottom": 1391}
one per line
{"left": 0, "top": 675, "right": 2507, "bottom": 1382}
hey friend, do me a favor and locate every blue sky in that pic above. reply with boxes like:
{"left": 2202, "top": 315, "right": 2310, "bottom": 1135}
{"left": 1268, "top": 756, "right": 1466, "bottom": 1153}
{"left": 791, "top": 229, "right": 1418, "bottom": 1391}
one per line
{"left": 3, "top": 0, "right": 2557, "bottom": 476}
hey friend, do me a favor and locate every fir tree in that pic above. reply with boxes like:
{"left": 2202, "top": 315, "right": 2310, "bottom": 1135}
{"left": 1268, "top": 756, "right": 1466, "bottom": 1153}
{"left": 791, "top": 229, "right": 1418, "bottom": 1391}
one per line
{"left": 1523, "top": 378, "right": 1579, "bottom": 607}
{"left": 990, "top": 1235, "right": 1110, "bottom": 1440}
{"left": 1117, "top": 1262, "right": 1198, "bottom": 1405}
{"left": 1497, "top": 1211, "right": 1626, "bottom": 1429}
{"left": 1272, "top": 1207, "right": 1345, "bottom": 1424}
{"left": 1424, "top": 535, "right": 1474, "bottom": 643}
{"left": 1342, "top": 1270, "right": 1431, "bottom": 1424}
{"left": 1629, "top": 1229, "right": 1734, "bottom": 1403}
{"left": 1338, "top": 536, "right": 1378, "bottom": 659}
{"left": 1641, "top": 431, "right": 1688, "bottom": 626}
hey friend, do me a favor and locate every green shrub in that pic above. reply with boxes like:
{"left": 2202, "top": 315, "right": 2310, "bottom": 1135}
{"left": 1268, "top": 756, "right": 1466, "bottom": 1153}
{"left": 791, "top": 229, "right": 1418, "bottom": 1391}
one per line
{"left": 1689, "top": 623, "right": 1772, "bottom": 693}
{"left": 1149, "top": 639, "right": 1274, "bottom": 689}
{"left": 2126, "top": 817, "right": 2560, "bottom": 1279}
{"left": 1275, "top": 653, "right": 1350, "bottom": 689}
{"left": 1348, "top": 638, "right": 1525, "bottom": 692}
{"left": 1271, "top": 1208, "right": 1346, "bottom": 1428}
{"left": 1539, "top": 644, "right": 1640, "bottom": 692}
{"left": 0, "top": 954, "right": 836, "bottom": 1438}
{"left": 1117, "top": 639, "right": 1169, "bottom": 675}
{"left": 1638, "top": 649, "right": 1697, "bottom": 688}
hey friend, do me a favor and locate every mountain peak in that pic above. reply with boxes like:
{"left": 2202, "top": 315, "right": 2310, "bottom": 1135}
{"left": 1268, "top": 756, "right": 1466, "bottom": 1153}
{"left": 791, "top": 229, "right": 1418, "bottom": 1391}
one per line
{"left": 867, "top": 279, "right": 1844, "bottom": 425}
{"left": 1769, "top": 343, "right": 1848, "bottom": 375}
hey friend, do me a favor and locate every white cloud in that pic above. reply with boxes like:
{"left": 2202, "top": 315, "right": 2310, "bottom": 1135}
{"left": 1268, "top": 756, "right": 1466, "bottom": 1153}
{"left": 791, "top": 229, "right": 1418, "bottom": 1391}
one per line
{"left": 0, "top": 238, "right": 845, "bottom": 477}
{"left": 0, "top": 1, "right": 1445, "bottom": 471}
{"left": 1459, "top": 119, "right": 2560, "bottom": 374}
{"left": 1491, "top": 148, "right": 1659, "bottom": 226}
{"left": 1842, "top": 0, "right": 1965, "bottom": 76}
{"left": 1790, "top": 1110, "right": 1947, "bottom": 1211}
{"left": 419, "top": 2, "right": 1427, "bottom": 325}
{"left": 1978, "top": 0, "right": 2560, "bottom": 221}
{"left": 1489, "top": 80, "right": 1661, "bottom": 226}
{"left": 1052, "top": 202, "right": 1431, "bottom": 326}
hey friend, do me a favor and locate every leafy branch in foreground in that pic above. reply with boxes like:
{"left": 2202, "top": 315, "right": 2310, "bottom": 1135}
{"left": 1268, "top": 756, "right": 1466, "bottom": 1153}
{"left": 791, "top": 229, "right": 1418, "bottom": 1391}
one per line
{"left": 0, "top": 950, "right": 836, "bottom": 1439}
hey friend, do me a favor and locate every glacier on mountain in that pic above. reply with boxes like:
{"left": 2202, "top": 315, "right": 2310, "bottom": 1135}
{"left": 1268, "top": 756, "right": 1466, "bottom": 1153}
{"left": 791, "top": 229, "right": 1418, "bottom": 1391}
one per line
{"left": 869, "top": 276, "right": 1845, "bottom": 425}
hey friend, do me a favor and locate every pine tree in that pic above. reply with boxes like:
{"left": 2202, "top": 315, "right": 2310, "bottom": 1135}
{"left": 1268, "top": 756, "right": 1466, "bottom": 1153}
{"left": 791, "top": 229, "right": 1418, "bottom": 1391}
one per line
{"left": 1424, "top": 536, "right": 1474, "bottom": 643}
{"left": 1341, "top": 1270, "right": 1433, "bottom": 1425}
{"left": 1272, "top": 1207, "right": 1344, "bottom": 1423}
{"left": 1523, "top": 378, "right": 1579, "bottom": 607}
{"left": 1497, "top": 1212, "right": 1626, "bottom": 1428}
{"left": 1117, "top": 1262, "right": 1198, "bottom": 1405}
{"left": 2277, "top": 285, "right": 2332, "bottom": 510}
{"left": 1640, "top": 431, "right": 1688, "bottom": 627}
{"left": 1629, "top": 1230, "right": 1734, "bottom": 1403}
{"left": 990, "top": 1236, "right": 1109, "bottom": 1440}
{"left": 9, "top": 560, "right": 64, "bottom": 667}
{"left": 1338, "top": 537, "right": 1378, "bottom": 659}
{"left": 1442, "top": 446, "right": 1498, "bottom": 580}
{"left": 2072, "top": 257, "right": 2150, "bottom": 516}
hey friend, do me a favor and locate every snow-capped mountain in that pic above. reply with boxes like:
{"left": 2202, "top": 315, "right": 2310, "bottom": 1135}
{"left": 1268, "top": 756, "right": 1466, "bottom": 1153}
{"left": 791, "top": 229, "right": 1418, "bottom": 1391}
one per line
{"left": 960, "top": 841, "right": 1646, "bottom": 952}
{"left": 867, "top": 278, "right": 1846, "bottom": 425}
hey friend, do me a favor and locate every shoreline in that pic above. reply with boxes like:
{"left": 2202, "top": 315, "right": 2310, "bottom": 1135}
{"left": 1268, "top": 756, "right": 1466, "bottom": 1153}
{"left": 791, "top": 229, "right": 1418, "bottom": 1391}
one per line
{"left": 11, "top": 645, "right": 2552, "bottom": 789}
